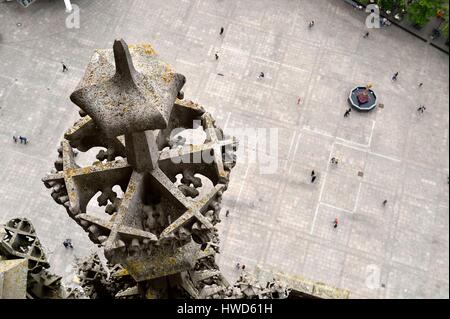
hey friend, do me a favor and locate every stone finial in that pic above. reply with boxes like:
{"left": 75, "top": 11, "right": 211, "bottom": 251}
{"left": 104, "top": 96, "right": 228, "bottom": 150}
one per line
{"left": 70, "top": 39, "right": 186, "bottom": 137}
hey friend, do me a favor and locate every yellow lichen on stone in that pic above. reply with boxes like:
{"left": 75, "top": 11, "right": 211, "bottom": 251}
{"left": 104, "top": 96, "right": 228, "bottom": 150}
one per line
{"left": 138, "top": 43, "right": 157, "bottom": 56}
{"left": 146, "top": 290, "right": 157, "bottom": 299}
{"left": 114, "top": 268, "right": 129, "bottom": 277}
{"left": 162, "top": 65, "right": 175, "bottom": 84}
{"left": 128, "top": 43, "right": 157, "bottom": 56}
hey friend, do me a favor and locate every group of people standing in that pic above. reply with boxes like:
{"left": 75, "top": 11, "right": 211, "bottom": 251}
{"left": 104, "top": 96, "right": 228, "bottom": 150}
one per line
{"left": 13, "top": 135, "right": 28, "bottom": 144}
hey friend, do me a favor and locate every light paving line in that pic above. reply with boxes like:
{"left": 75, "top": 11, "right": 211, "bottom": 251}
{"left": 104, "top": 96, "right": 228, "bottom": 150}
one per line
{"left": 176, "top": 58, "right": 200, "bottom": 67}
{"left": 320, "top": 202, "right": 353, "bottom": 214}
{"left": 367, "top": 119, "right": 376, "bottom": 148}
{"left": 368, "top": 151, "right": 402, "bottom": 163}
{"left": 335, "top": 119, "right": 376, "bottom": 149}
{"left": 219, "top": 45, "right": 251, "bottom": 58}
{"left": 232, "top": 163, "right": 251, "bottom": 210}
{"left": 310, "top": 142, "right": 336, "bottom": 234}
{"left": 352, "top": 182, "right": 363, "bottom": 213}
{"left": 284, "top": 131, "right": 298, "bottom": 171}
{"left": 310, "top": 190, "right": 327, "bottom": 233}
{"left": 220, "top": 42, "right": 253, "bottom": 58}
{"left": 335, "top": 136, "right": 370, "bottom": 149}
{"left": 302, "top": 125, "right": 372, "bottom": 150}
{"left": 292, "top": 131, "right": 302, "bottom": 158}
{"left": 301, "top": 126, "right": 335, "bottom": 139}
{"left": 223, "top": 112, "right": 232, "bottom": 130}
{"left": 333, "top": 141, "right": 402, "bottom": 163}
{"left": 278, "top": 62, "right": 312, "bottom": 73}
{"left": 334, "top": 141, "right": 367, "bottom": 153}
{"left": 234, "top": 50, "right": 314, "bottom": 74}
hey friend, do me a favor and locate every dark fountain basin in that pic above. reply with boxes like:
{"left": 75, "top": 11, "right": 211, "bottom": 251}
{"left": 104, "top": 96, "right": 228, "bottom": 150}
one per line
{"left": 348, "top": 86, "right": 378, "bottom": 112}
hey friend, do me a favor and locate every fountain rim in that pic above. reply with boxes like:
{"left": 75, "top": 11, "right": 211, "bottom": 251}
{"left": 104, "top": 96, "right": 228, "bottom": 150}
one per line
{"left": 348, "top": 86, "right": 378, "bottom": 112}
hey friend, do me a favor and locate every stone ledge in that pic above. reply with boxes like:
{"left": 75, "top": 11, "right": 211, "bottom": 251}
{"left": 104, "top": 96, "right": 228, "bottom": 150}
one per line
{"left": 254, "top": 265, "right": 351, "bottom": 299}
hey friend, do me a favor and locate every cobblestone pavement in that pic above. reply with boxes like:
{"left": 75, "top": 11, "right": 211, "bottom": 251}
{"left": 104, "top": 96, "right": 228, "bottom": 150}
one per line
{"left": 0, "top": 0, "right": 448, "bottom": 299}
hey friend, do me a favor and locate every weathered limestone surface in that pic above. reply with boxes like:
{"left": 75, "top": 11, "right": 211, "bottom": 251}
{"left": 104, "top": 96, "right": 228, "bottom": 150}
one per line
{"left": 43, "top": 40, "right": 240, "bottom": 298}
{"left": 0, "top": 259, "right": 28, "bottom": 299}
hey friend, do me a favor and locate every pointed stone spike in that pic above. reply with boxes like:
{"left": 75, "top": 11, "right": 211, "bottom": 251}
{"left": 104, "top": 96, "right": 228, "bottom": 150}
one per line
{"left": 113, "top": 39, "right": 137, "bottom": 83}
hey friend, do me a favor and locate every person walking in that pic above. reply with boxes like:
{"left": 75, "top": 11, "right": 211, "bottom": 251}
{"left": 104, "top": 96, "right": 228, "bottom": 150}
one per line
{"left": 417, "top": 105, "right": 427, "bottom": 114}
{"left": 333, "top": 218, "right": 339, "bottom": 229}
{"left": 226, "top": 210, "right": 230, "bottom": 217}
{"left": 220, "top": 27, "right": 224, "bottom": 36}
{"left": 382, "top": 200, "right": 388, "bottom": 206}
{"left": 215, "top": 53, "right": 219, "bottom": 60}
{"left": 63, "top": 239, "right": 73, "bottom": 249}
{"left": 309, "top": 20, "right": 315, "bottom": 28}
{"left": 344, "top": 108, "right": 352, "bottom": 117}
{"left": 62, "top": 62, "right": 69, "bottom": 73}
{"left": 311, "top": 175, "right": 317, "bottom": 184}
{"left": 363, "top": 31, "right": 369, "bottom": 38}
{"left": 392, "top": 72, "right": 399, "bottom": 81}
{"left": 258, "top": 72, "right": 265, "bottom": 79}
{"left": 418, "top": 82, "right": 423, "bottom": 88}
{"left": 13, "top": 136, "right": 17, "bottom": 143}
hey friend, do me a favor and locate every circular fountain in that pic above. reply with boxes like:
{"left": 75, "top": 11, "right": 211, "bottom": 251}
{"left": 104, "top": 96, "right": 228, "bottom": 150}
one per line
{"left": 348, "top": 85, "right": 378, "bottom": 112}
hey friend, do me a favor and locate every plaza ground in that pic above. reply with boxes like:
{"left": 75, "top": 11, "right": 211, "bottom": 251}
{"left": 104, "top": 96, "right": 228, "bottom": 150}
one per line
{"left": 0, "top": 0, "right": 448, "bottom": 298}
